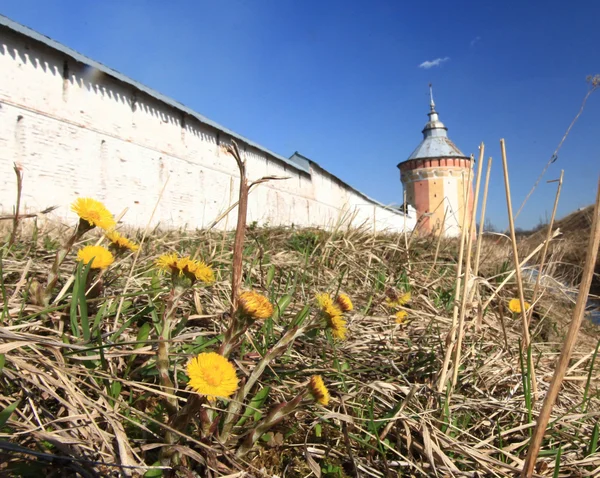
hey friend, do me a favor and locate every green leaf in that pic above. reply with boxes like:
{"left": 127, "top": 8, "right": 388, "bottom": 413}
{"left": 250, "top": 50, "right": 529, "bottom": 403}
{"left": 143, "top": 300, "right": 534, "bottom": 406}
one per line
{"left": 91, "top": 302, "right": 109, "bottom": 337}
{"left": 292, "top": 304, "right": 311, "bottom": 328}
{"left": 151, "top": 275, "right": 161, "bottom": 293}
{"left": 70, "top": 263, "right": 81, "bottom": 339}
{"left": 171, "top": 315, "right": 189, "bottom": 338}
{"left": 110, "top": 381, "right": 122, "bottom": 400}
{"left": 588, "top": 422, "right": 599, "bottom": 456}
{"left": 553, "top": 446, "right": 562, "bottom": 478}
{"left": 236, "top": 386, "right": 270, "bottom": 427}
{"left": 305, "top": 328, "right": 318, "bottom": 339}
{"left": 0, "top": 354, "right": 5, "bottom": 373}
{"left": 69, "top": 260, "right": 93, "bottom": 341}
{"left": 340, "top": 361, "right": 351, "bottom": 372}
{"left": 272, "top": 294, "right": 292, "bottom": 323}
{"left": 78, "top": 260, "right": 94, "bottom": 341}
{"left": 266, "top": 265, "right": 276, "bottom": 288}
{"left": 111, "top": 305, "right": 155, "bottom": 342}
{"left": 144, "top": 461, "right": 163, "bottom": 478}
{"left": 0, "top": 399, "right": 20, "bottom": 428}
{"left": 135, "top": 322, "right": 151, "bottom": 349}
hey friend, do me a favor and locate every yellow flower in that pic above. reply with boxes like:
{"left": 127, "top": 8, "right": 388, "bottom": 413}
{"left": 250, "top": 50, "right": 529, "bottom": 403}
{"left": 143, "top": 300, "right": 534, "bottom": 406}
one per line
{"left": 325, "top": 303, "right": 343, "bottom": 318}
{"left": 238, "top": 291, "right": 273, "bottom": 319}
{"left": 156, "top": 252, "right": 179, "bottom": 272}
{"left": 77, "top": 245, "right": 115, "bottom": 269}
{"left": 329, "top": 315, "right": 347, "bottom": 340}
{"left": 316, "top": 293, "right": 334, "bottom": 310}
{"left": 106, "top": 231, "right": 139, "bottom": 252}
{"left": 186, "top": 352, "right": 239, "bottom": 401}
{"left": 185, "top": 258, "right": 215, "bottom": 284}
{"left": 336, "top": 293, "right": 353, "bottom": 312}
{"left": 71, "top": 197, "right": 116, "bottom": 231}
{"left": 156, "top": 253, "right": 215, "bottom": 284}
{"left": 316, "top": 293, "right": 342, "bottom": 318}
{"left": 508, "top": 298, "right": 531, "bottom": 313}
{"left": 398, "top": 291, "right": 411, "bottom": 306}
{"left": 386, "top": 290, "right": 411, "bottom": 308}
{"left": 395, "top": 310, "right": 408, "bottom": 324}
{"left": 308, "top": 375, "right": 330, "bottom": 406}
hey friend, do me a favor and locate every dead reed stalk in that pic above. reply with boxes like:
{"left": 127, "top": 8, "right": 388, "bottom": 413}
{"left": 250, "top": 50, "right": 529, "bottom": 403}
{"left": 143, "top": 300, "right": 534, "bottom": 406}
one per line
{"left": 226, "top": 140, "right": 249, "bottom": 315}
{"left": 522, "top": 176, "right": 600, "bottom": 477}
{"left": 437, "top": 155, "right": 474, "bottom": 393}
{"left": 473, "top": 157, "right": 492, "bottom": 278}
{"left": 500, "top": 139, "right": 537, "bottom": 399}
{"left": 451, "top": 143, "right": 485, "bottom": 389}
{"left": 528, "top": 170, "right": 564, "bottom": 326}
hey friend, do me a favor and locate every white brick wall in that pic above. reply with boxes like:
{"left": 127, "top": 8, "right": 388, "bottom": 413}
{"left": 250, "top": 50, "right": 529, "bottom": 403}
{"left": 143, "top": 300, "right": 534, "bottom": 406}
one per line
{"left": 0, "top": 25, "right": 416, "bottom": 233}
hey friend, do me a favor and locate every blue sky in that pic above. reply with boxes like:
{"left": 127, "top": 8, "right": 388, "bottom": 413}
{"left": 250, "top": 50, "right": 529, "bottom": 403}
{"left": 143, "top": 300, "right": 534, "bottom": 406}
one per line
{"left": 1, "top": 0, "right": 598, "bottom": 229}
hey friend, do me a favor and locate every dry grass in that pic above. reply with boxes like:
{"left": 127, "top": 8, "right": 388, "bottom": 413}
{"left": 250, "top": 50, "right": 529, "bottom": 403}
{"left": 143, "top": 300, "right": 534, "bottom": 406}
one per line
{"left": 0, "top": 220, "right": 599, "bottom": 477}
{"left": 525, "top": 205, "right": 600, "bottom": 295}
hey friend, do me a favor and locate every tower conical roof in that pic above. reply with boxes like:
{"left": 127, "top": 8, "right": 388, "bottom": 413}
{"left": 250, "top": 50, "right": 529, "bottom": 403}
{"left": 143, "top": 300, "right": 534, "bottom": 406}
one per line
{"left": 404, "top": 85, "right": 468, "bottom": 162}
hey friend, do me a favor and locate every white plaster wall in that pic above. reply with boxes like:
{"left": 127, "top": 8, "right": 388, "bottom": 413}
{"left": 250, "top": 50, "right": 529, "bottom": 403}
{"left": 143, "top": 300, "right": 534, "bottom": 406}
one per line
{"left": 0, "top": 26, "right": 416, "bottom": 233}
{"left": 444, "top": 175, "right": 462, "bottom": 237}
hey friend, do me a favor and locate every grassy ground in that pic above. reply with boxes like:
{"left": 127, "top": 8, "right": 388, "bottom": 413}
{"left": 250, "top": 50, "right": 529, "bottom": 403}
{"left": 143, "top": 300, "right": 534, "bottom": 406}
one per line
{"left": 0, "top": 219, "right": 599, "bottom": 477}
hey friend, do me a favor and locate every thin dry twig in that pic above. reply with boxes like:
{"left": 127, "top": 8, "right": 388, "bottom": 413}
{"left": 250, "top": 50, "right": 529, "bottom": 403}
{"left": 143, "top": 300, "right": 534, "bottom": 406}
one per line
{"left": 514, "top": 74, "right": 599, "bottom": 220}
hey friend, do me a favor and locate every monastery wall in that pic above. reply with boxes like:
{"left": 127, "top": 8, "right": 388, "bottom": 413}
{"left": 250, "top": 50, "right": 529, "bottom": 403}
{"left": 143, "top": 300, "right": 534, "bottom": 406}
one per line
{"left": 0, "top": 21, "right": 416, "bottom": 233}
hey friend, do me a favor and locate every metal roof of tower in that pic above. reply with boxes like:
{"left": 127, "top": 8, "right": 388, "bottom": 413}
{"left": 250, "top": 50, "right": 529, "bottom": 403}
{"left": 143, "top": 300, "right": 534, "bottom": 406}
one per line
{"left": 401, "top": 85, "right": 468, "bottom": 164}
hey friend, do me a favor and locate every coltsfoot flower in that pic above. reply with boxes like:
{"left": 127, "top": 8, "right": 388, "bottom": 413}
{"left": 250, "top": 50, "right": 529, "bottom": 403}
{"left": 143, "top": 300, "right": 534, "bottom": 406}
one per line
{"left": 329, "top": 315, "right": 347, "bottom": 340}
{"left": 106, "top": 231, "right": 139, "bottom": 252}
{"left": 508, "top": 298, "right": 531, "bottom": 313}
{"left": 386, "top": 290, "right": 411, "bottom": 308}
{"left": 316, "top": 293, "right": 342, "bottom": 318}
{"left": 308, "top": 375, "right": 330, "bottom": 406}
{"left": 179, "top": 257, "right": 215, "bottom": 283}
{"left": 395, "top": 310, "right": 408, "bottom": 324}
{"left": 317, "top": 293, "right": 348, "bottom": 339}
{"left": 238, "top": 291, "right": 273, "bottom": 319}
{"left": 77, "top": 245, "right": 114, "bottom": 269}
{"left": 187, "top": 352, "right": 239, "bottom": 401}
{"left": 71, "top": 198, "right": 116, "bottom": 231}
{"left": 316, "top": 293, "right": 334, "bottom": 310}
{"left": 156, "top": 253, "right": 215, "bottom": 284}
{"left": 336, "top": 293, "right": 353, "bottom": 312}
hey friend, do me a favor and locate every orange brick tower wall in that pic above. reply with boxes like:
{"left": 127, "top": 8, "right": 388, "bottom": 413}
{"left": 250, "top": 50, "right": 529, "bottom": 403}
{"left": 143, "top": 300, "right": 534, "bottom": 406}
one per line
{"left": 400, "top": 157, "right": 474, "bottom": 236}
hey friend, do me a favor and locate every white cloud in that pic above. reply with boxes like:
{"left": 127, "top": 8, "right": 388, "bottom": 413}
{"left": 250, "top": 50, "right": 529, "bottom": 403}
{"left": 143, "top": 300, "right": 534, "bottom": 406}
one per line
{"left": 470, "top": 36, "right": 481, "bottom": 47}
{"left": 418, "top": 57, "right": 450, "bottom": 69}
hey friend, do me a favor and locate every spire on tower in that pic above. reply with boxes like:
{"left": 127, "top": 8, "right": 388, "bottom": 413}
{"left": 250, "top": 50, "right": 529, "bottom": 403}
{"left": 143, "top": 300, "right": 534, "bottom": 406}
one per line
{"left": 401, "top": 85, "right": 468, "bottom": 162}
{"left": 429, "top": 83, "right": 436, "bottom": 111}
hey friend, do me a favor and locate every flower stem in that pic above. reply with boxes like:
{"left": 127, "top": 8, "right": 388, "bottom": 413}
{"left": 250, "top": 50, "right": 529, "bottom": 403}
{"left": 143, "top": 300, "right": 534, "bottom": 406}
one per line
{"left": 218, "top": 314, "right": 250, "bottom": 358}
{"left": 42, "top": 226, "right": 82, "bottom": 306}
{"left": 157, "top": 286, "right": 186, "bottom": 465}
{"left": 157, "top": 287, "right": 185, "bottom": 414}
{"left": 220, "top": 321, "right": 317, "bottom": 442}
{"left": 235, "top": 391, "right": 306, "bottom": 457}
